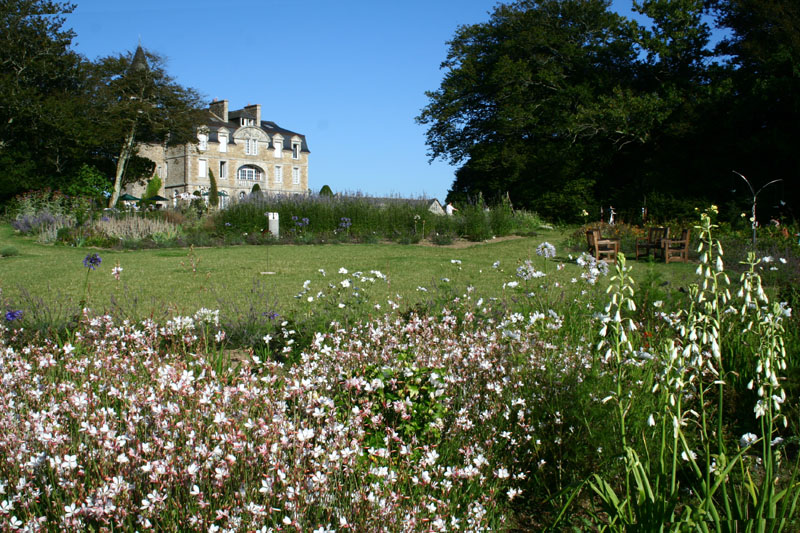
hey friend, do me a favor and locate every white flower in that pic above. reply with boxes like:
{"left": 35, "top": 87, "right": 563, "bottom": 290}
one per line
{"left": 681, "top": 450, "right": 697, "bottom": 462}
{"left": 340, "top": 279, "right": 351, "bottom": 288}
{"left": 451, "top": 259, "right": 462, "bottom": 265}
{"left": 297, "top": 428, "right": 315, "bottom": 442}
{"left": 536, "top": 242, "right": 556, "bottom": 259}
{"left": 740, "top": 432, "right": 758, "bottom": 448}
{"left": 338, "top": 267, "right": 348, "bottom": 274}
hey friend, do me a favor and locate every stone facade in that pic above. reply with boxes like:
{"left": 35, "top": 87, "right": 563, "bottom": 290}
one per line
{"left": 129, "top": 100, "right": 310, "bottom": 206}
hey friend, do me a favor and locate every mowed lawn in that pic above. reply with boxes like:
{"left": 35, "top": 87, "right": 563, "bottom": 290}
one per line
{"left": 0, "top": 223, "right": 698, "bottom": 320}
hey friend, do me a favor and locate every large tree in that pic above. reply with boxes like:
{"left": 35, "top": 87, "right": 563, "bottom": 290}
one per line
{"left": 416, "top": 0, "right": 673, "bottom": 218}
{"left": 419, "top": 0, "right": 799, "bottom": 222}
{"left": 0, "top": 0, "right": 87, "bottom": 197}
{"left": 86, "top": 46, "right": 206, "bottom": 207}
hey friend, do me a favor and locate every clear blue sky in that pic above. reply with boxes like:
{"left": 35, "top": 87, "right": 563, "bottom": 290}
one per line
{"left": 64, "top": 1, "right": 707, "bottom": 201}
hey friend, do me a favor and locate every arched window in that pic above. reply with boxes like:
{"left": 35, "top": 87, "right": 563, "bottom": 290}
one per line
{"left": 239, "top": 191, "right": 246, "bottom": 200}
{"left": 237, "top": 165, "right": 262, "bottom": 181}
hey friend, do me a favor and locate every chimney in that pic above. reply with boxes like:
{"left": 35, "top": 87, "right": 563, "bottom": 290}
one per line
{"left": 209, "top": 99, "right": 228, "bottom": 122}
{"left": 244, "top": 103, "right": 261, "bottom": 125}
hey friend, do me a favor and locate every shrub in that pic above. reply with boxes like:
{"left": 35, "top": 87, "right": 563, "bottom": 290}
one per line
{"left": 95, "top": 215, "right": 182, "bottom": 242}
{"left": 461, "top": 202, "right": 492, "bottom": 241}
{"left": 489, "top": 193, "right": 514, "bottom": 236}
{"left": 511, "top": 209, "right": 544, "bottom": 236}
{"left": 139, "top": 175, "right": 163, "bottom": 209}
{"left": 0, "top": 246, "right": 19, "bottom": 257}
{"left": 208, "top": 170, "right": 219, "bottom": 208}
{"left": 431, "top": 232, "right": 454, "bottom": 245}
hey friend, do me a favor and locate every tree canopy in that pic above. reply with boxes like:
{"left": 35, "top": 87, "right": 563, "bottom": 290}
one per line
{"left": 0, "top": 1, "right": 206, "bottom": 204}
{"left": 418, "top": 0, "right": 800, "bottom": 223}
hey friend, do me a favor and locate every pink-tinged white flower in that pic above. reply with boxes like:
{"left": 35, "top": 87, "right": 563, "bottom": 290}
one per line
{"left": 62, "top": 343, "right": 75, "bottom": 355}
{"left": 64, "top": 503, "right": 78, "bottom": 519}
{"left": 111, "top": 265, "right": 123, "bottom": 281}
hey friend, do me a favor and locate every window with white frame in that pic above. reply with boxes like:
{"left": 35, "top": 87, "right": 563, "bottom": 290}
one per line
{"left": 219, "top": 161, "right": 227, "bottom": 179}
{"left": 292, "top": 166, "right": 300, "bottom": 184}
{"left": 219, "top": 133, "right": 228, "bottom": 152}
{"left": 237, "top": 165, "right": 262, "bottom": 181}
{"left": 198, "top": 132, "right": 208, "bottom": 151}
{"left": 273, "top": 138, "right": 283, "bottom": 158}
{"left": 198, "top": 159, "right": 208, "bottom": 178}
{"left": 240, "top": 117, "right": 255, "bottom": 127}
{"left": 292, "top": 141, "right": 300, "bottom": 159}
{"left": 274, "top": 165, "right": 283, "bottom": 183}
{"left": 245, "top": 138, "right": 258, "bottom": 155}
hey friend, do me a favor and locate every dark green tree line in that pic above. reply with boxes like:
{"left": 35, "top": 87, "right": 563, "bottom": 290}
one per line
{"left": 0, "top": 0, "right": 206, "bottom": 204}
{"left": 418, "top": 0, "right": 800, "bottom": 223}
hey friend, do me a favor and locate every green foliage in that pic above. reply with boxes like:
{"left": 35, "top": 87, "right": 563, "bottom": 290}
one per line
{"left": 319, "top": 184, "right": 333, "bottom": 197}
{"left": 139, "top": 175, "right": 162, "bottom": 208}
{"left": 1, "top": 245, "right": 19, "bottom": 257}
{"left": 420, "top": 0, "right": 800, "bottom": 226}
{"left": 63, "top": 164, "right": 110, "bottom": 200}
{"left": 251, "top": 183, "right": 260, "bottom": 194}
{"left": 489, "top": 193, "right": 514, "bottom": 236}
{"left": 345, "top": 351, "right": 447, "bottom": 448}
{"left": 217, "top": 195, "right": 459, "bottom": 244}
{"left": 0, "top": 0, "right": 86, "bottom": 199}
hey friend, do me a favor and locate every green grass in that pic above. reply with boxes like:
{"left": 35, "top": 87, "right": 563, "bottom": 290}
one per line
{"left": 0, "top": 223, "right": 698, "bottom": 319}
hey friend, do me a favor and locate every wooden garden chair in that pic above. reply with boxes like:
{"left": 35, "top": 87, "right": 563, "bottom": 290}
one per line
{"left": 586, "top": 228, "right": 620, "bottom": 263}
{"left": 663, "top": 229, "right": 691, "bottom": 263}
{"left": 635, "top": 226, "right": 669, "bottom": 261}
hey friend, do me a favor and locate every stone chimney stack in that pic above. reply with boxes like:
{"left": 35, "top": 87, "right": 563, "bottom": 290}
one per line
{"left": 244, "top": 103, "right": 261, "bottom": 125}
{"left": 210, "top": 99, "right": 229, "bottom": 122}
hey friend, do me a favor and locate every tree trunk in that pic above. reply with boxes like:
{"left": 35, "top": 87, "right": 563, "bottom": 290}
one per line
{"left": 108, "top": 121, "right": 137, "bottom": 208}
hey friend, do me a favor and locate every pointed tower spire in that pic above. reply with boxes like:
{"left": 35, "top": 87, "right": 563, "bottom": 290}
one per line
{"left": 129, "top": 44, "right": 148, "bottom": 73}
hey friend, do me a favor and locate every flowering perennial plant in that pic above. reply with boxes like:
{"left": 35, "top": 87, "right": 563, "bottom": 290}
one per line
{"left": 574, "top": 206, "right": 800, "bottom": 531}
{"left": 0, "top": 289, "right": 594, "bottom": 531}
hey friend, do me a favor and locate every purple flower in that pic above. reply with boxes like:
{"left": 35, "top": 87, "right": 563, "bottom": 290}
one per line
{"left": 4, "top": 310, "right": 22, "bottom": 322}
{"left": 83, "top": 253, "right": 102, "bottom": 270}
{"left": 262, "top": 311, "right": 280, "bottom": 320}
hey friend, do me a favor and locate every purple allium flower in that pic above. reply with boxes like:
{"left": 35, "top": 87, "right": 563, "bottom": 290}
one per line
{"left": 4, "top": 310, "right": 22, "bottom": 322}
{"left": 83, "top": 253, "right": 102, "bottom": 270}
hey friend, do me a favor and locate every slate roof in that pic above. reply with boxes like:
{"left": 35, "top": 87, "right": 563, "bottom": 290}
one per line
{"left": 206, "top": 110, "right": 310, "bottom": 153}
